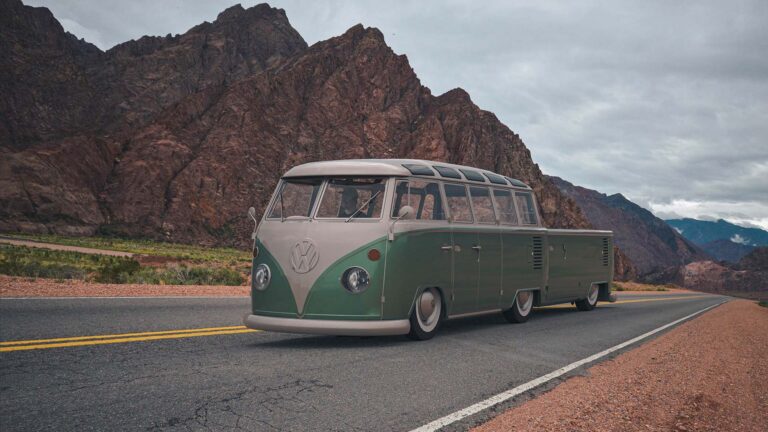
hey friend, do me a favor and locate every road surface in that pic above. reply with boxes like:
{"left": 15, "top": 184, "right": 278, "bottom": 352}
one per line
{"left": 0, "top": 292, "right": 725, "bottom": 431}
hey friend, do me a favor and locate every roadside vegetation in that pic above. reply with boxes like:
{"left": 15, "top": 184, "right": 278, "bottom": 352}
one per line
{"left": 2, "top": 232, "right": 250, "bottom": 263}
{"left": 612, "top": 281, "right": 673, "bottom": 292}
{"left": 759, "top": 301, "right": 768, "bottom": 308}
{"left": 0, "top": 243, "right": 247, "bottom": 286}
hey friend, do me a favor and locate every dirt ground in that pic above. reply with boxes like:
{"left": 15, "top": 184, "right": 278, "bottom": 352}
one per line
{"left": 0, "top": 237, "right": 134, "bottom": 257}
{"left": 474, "top": 300, "right": 768, "bottom": 432}
{"left": 0, "top": 275, "right": 248, "bottom": 297}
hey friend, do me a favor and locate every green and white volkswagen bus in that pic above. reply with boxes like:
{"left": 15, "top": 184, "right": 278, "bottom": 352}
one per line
{"left": 244, "top": 159, "right": 614, "bottom": 340}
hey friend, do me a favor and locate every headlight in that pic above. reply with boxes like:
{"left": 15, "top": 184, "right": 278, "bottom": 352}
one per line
{"left": 341, "top": 267, "right": 370, "bottom": 294}
{"left": 253, "top": 264, "right": 271, "bottom": 291}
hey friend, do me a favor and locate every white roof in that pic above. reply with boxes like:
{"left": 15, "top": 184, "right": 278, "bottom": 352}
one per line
{"left": 282, "top": 159, "right": 530, "bottom": 188}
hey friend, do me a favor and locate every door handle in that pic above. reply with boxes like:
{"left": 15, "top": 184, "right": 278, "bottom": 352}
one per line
{"left": 440, "top": 245, "right": 453, "bottom": 251}
{"left": 472, "top": 245, "right": 482, "bottom": 251}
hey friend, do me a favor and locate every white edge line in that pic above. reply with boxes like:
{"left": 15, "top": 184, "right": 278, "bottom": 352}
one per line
{"left": 0, "top": 296, "right": 249, "bottom": 300}
{"left": 409, "top": 300, "right": 728, "bottom": 432}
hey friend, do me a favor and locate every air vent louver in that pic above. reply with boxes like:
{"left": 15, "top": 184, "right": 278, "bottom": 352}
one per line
{"left": 531, "top": 236, "right": 543, "bottom": 270}
{"left": 601, "top": 237, "right": 610, "bottom": 267}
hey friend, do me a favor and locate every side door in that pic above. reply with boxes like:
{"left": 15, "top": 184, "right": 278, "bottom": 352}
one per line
{"left": 468, "top": 186, "right": 502, "bottom": 311}
{"left": 385, "top": 178, "right": 452, "bottom": 319}
{"left": 443, "top": 183, "right": 477, "bottom": 315}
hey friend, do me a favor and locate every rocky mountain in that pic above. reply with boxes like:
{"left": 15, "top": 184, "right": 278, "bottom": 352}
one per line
{"left": 698, "top": 239, "right": 756, "bottom": 263}
{"left": 0, "top": 1, "right": 590, "bottom": 247}
{"left": 551, "top": 177, "right": 708, "bottom": 281}
{"left": 681, "top": 247, "right": 767, "bottom": 299}
{"left": 667, "top": 218, "right": 768, "bottom": 263}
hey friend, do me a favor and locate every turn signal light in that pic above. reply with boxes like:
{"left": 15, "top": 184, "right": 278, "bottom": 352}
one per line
{"left": 367, "top": 249, "right": 381, "bottom": 261}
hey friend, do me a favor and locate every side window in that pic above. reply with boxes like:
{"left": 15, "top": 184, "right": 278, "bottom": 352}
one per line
{"left": 391, "top": 179, "right": 445, "bottom": 220}
{"left": 444, "top": 183, "right": 473, "bottom": 223}
{"left": 493, "top": 189, "right": 519, "bottom": 225}
{"left": 515, "top": 191, "right": 538, "bottom": 225}
{"left": 469, "top": 186, "right": 496, "bottom": 224}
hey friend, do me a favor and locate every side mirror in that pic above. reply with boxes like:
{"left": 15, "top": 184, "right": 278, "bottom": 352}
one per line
{"left": 248, "top": 207, "right": 257, "bottom": 223}
{"left": 248, "top": 207, "right": 258, "bottom": 241}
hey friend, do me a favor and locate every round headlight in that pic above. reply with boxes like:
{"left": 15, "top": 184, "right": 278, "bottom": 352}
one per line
{"left": 253, "top": 263, "right": 271, "bottom": 291}
{"left": 341, "top": 267, "right": 370, "bottom": 294}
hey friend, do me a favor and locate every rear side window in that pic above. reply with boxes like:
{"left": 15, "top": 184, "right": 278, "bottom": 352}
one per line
{"left": 391, "top": 179, "right": 445, "bottom": 220}
{"left": 493, "top": 189, "right": 518, "bottom": 225}
{"left": 469, "top": 186, "right": 496, "bottom": 224}
{"left": 444, "top": 183, "right": 473, "bottom": 223}
{"left": 515, "top": 192, "right": 538, "bottom": 225}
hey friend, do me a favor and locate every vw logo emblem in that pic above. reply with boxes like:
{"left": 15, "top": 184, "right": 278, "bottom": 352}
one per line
{"left": 290, "top": 239, "right": 319, "bottom": 274}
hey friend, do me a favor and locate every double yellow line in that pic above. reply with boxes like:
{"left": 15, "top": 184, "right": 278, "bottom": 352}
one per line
{"left": 0, "top": 325, "right": 259, "bottom": 353}
{"left": 1, "top": 295, "right": 710, "bottom": 353}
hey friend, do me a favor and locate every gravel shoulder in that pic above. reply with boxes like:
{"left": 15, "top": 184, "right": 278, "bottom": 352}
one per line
{"left": 0, "top": 275, "right": 248, "bottom": 297}
{"left": 474, "top": 299, "right": 768, "bottom": 432}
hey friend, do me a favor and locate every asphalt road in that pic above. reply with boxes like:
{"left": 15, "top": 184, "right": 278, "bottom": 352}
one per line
{"left": 0, "top": 292, "right": 725, "bottom": 431}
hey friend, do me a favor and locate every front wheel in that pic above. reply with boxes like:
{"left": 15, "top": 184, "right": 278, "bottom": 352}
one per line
{"left": 407, "top": 288, "right": 443, "bottom": 340}
{"left": 575, "top": 284, "right": 599, "bottom": 311}
{"left": 503, "top": 290, "right": 534, "bottom": 323}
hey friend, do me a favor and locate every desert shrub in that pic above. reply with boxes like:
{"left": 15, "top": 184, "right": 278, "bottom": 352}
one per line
{"left": 92, "top": 258, "right": 141, "bottom": 283}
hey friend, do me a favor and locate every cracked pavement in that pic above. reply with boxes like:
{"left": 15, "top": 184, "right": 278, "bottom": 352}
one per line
{"left": 0, "top": 294, "right": 724, "bottom": 431}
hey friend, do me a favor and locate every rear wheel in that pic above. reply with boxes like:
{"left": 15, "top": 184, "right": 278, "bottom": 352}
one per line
{"left": 407, "top": 288, "right": 443, "bottom": 340}
{"left": 503, "top": 290, "right": 534, "bottom": 323}
{"left": 575, "top": 284, "right": 599, "bottom": 311}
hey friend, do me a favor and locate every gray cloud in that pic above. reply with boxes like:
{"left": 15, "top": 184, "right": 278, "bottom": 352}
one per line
{"left": 27, "top": 0, "right": 768, "bottom": 229}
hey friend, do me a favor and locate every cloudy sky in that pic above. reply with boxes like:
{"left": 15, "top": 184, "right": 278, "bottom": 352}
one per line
{"left": 28, "top": 0, "right": 768, "bottom": 229}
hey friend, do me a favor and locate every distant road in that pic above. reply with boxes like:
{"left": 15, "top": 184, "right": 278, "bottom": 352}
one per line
{"left": 0, "top": 292, "right": 724, "bottom": 431}
{"left": 0, "top": 236, "right": 134, "bottom": 257}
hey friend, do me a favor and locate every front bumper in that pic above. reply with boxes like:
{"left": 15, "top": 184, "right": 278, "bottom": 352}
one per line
{"left": 243, "top": 314, "right": 411, "bottom": 336}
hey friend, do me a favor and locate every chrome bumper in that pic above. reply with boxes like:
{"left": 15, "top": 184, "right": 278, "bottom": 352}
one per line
{"left": 243, "top": 314, "right": 411, "bottom": 336}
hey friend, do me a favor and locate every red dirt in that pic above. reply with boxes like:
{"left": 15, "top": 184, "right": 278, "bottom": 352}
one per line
{"left": 475, "top": 300, "right": 768, "bottom": 432}
{"left": 0, "top": 237, "right": 134, "bottom": 257}
{"left": 0, "top": 276, "right": 248, "bottom": 297}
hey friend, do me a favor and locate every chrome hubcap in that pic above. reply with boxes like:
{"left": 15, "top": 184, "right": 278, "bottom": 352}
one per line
{"left": 588, "top": 285, "right": 599, "bottom": 305}
{"left": 516, "top": 291, "right": 533, "bottom": 316}
{"left": 416, "top": 288, "right": 441, "bottom": 332}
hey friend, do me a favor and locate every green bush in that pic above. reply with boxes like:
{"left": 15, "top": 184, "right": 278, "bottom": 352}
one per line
{"left": 0, "top": 244, "right": 245, "bottom": 285}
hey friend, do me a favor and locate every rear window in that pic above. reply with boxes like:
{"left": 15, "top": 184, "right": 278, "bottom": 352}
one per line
{"left": 392, "top": 179, "right": 445, "bottom": 220}
{"left": 514, "top": 191, "right": 538, "bottom": 225}
{"left": 268, "top": 178, "right": 323, "bottom": 219}
{"left": 316, "top": 178, "right": 385, "bottom": 219}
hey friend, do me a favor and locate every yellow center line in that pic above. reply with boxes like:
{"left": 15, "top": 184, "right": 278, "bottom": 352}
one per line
{"left": 0, "top": 294, "right": 713, "bottom": 353}
{"left": 0, "top": 328, "right": 259, "bottom": 352}
{"left": 0, "top": 325, "right": 249, "bottom": 346}
{"left": 536, "top": 295, "right": 711, "bottom": 309}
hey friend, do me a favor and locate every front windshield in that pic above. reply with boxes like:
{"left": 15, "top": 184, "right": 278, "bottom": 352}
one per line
{"left": 316, "top": 178, "right": 385, "bottom": 219}
{"left": 268, "top": 178, "right": 322, "bottom": 219}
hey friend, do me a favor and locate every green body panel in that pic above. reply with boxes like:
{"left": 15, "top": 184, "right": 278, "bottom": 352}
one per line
{"left": 545, "top": 233, "right": 611, "bottom": 303}
{"left": 499, "top": 231, "right": 545, "bottom": 308}
{"left": 251, "top": 228, "right": 612, "bottom": 321}
{"left": 251, "top": 239, "right": 298, "bottom": 317}
{"left": 450, "top": 228, "right": 478, "bottom": 314}
{"left": 301, "top": 238, "right": 387, "bottom": 320}
{"left": 477, "top": 228, "right": 503, "bottom": 310}
{"left": 381, "top": 227, "right": 452, "bottom": 319}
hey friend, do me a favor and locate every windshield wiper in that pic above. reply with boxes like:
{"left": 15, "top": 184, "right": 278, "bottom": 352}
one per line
{"left": 345, "top": 191, "right": 381, "bottom": 222}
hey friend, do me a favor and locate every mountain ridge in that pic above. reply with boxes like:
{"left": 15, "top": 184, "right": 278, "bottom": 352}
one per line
{"left": 1, "top": 1, "right": 590, "bottom": 247}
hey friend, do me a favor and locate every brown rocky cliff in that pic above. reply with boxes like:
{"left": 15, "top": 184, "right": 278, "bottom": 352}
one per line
{"left": 0, "top": 1, "right": 307, "bottom": 235}
{"left": 103, "top": 25, "right": 590, "bottom": 244}
{"left": 1, "top": 3, "right": 590, "bottom": 247}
